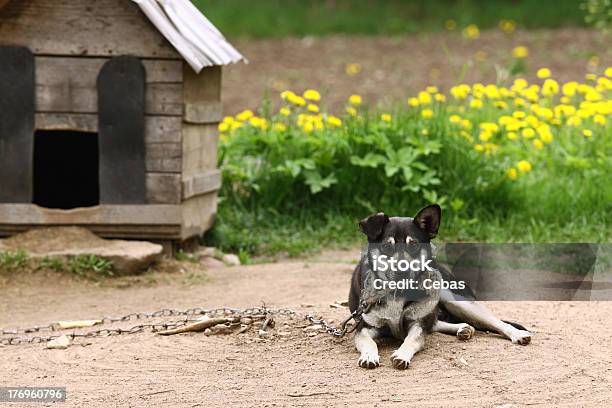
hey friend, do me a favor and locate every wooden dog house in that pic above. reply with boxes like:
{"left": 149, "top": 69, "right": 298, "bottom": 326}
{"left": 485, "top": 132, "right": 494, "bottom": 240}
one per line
{"left": 0, "top": 0, "right": 243, "bottom": 248}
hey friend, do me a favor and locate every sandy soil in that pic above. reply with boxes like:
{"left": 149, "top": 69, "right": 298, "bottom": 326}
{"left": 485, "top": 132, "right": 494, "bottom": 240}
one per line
{"left": 221, "top": 29, "right": 611, "bottom": 114}
{"left": 1, "top": 251, "right": 611, "bottom": 407}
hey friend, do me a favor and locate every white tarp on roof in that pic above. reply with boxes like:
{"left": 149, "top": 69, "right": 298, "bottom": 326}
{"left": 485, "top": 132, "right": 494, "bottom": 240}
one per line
{"left": 132, "top": 0, "right": 244, "bottom": 72}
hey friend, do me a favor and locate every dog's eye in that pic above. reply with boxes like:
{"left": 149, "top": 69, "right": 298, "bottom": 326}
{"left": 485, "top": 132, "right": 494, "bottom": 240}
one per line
{"left": 386, "top": 237, "right": 396, "bottom": 244}
{"left": 405, "top": 237, "right": 413, "bottom": 244}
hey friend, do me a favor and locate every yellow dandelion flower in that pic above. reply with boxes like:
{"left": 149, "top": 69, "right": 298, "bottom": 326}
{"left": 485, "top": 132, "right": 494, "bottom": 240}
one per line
{"left": 585, "top": 73, "right": 597, "bottom": 81}
{"left": 507, "top": 167, "right": 518, "bottom": 180}
{"left": 582, "top": 129, "right": 593, "bottom": 138}
{"left": 594, "top": 114, "right": 606, "bottom": 125}
{"left": 418, "top": 91, "right": 432, "bottom": 104}
{"left": 434, "top": 93, "right": 446, "bottom": 102}
{"left": 280, "top": 107, "right": 291, "bottom": 116}
{"left": 449, "top": 115, "right": 462, "bottom": 124}
{"left": 605, "top": 67, "right": 612, "bottom": 77}
{"left": 461, "top": 119, "right": 473, "bottom": 129}
{"left": 303, "top": 89, "right": 321, "bottom": 101}
{"left": 542, "top": 79, "right": 559, "bottom": 96}
{"left": 346, "top": 106, "right": 357, "bottom": 116}
{"left": 463, "top": 24, "right": 480, "bottom": 40}
{"left": 522, "top": 128, "right": 536, "bottom": 138}
{"left": 470, "top": 99, "right": 483, "bottom": 109}
{"left": 381, "top": 113, "right": 392, "bottom": 122}
{"left": 474, "top": 144, "right": 485, "bottom": 152}
{"left": 507, "top": 132, "right": 518, "bottom": 140}
{"left": 499, "top": 19, "right": 517, "bottom": 33}
{"left": 479, "top": 130, "right": 492, "bottom": 142}
{"left": 517, "top": 160, "right": 532, "bottom": 173}
{"left": 218, "top": 122, "right": 229, "bottom": 133}
{"left": 280, "top": 90, "right": 296, "bottom": 100}
{"left": 327, "top": 115, "right": 342, "bottom": 127}
{"left": 302, "top": 122, "right": 314, "bottom": 133}
{"left": 567, "top": 116, "right": 582, "bottom": 126}
{"left": 450, "top": 84, "right": 471, "bottom": 100}
{"left": 421, "top": 109, "right": 434, "bottom": 119}
{"left": 533, "top": 139, "right": 544, "bottom": 149}
{"left": 307, "top": 103, "right": 320, "bottom": 113}
{"left": 236, "top": 109, "right": 254, "bottom": 121}
{"left": 537, "top": 68, "right": 551, "bottom": 79}
{"left": 407, "top": 97, "right": 420, "bottom": 107}
{"left": 345, "top": 63, "right": 362, "bottom": 76}
{"left": 426, "top": 86, "right": 439, "bottom": 94}
{"left": 512, "top": 46, "right": 528, "bottom": 59}
{"left": 348, "top": 94, "right": 362, "bottom": 105}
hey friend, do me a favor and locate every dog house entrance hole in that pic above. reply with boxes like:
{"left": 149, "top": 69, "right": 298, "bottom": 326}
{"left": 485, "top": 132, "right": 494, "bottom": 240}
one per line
{"left": 33, "top": 129, "right": 100, "bottom": 209}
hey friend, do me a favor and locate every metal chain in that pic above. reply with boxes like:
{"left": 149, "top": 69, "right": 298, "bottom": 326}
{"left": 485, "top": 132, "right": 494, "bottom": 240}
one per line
{"left": 0, "top": 306, "right": 360, "bottom": 345}
{"left": 0, "top": 306, "right": 297, "bottom": 346}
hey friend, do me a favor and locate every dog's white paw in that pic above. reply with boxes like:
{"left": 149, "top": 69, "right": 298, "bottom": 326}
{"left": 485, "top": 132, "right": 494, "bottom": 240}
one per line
{"left": 510, "top": 330, "right": 531, "bottom": 345}
{"left": 390, "top": 349, "right": 412, "bottom": 370}
{"left": 456, "top": 324, "right": 475, "bottom": 341}
{"left": 358, "top": 352, "right": 380, "bottom": 369}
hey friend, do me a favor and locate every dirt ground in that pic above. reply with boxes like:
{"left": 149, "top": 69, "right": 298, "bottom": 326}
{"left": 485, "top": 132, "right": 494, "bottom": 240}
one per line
{"left": 1, "top": 250, "right": 611, "bottom": 407}
{"left": 221, "top": 28, "right": 611, "bottom": 114}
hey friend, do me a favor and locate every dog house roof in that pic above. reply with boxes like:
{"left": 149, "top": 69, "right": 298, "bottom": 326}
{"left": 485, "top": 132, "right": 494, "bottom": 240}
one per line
{"left": 132, "top": 0, "right": 245, "bottom": 72}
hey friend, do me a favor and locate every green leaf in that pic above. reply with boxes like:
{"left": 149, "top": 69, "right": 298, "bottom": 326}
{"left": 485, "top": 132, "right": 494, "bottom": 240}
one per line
{"left": 350, "top": 153, "right": 385, "bottom": 168}
{"left": 304, "top": 170, "right": 338, "bottom": 194}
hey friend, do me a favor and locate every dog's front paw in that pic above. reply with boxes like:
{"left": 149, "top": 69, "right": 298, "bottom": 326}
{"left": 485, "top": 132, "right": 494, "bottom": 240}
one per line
{"left": 511, "top": 330, "right": 531, "bottom": 345}
{"left": 358, "top": 352, "right": 380, "bottom": 369}
{"left": 390, "top": 349, "right": 412, "bottom": 370}
{"left": 456, "top": 324, "right": 475, "bottom": 341}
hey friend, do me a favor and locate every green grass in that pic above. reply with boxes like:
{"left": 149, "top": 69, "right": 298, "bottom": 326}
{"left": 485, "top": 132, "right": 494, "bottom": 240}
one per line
{"left": 194, "top": 0, "right": 587, "bottom": 38}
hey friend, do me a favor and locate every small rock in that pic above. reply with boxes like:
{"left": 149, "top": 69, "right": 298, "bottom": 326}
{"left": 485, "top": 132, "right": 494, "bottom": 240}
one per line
{"left": 258, "top": 329, "right": 268, "bottom": 337}
{"left": 222, "top": 254, "right": 241, "bottom": 266}
{"left": 300, "top": 303, "right": 314, "bottom": 307}
{"left": 200, "top": 257, "right": 226, "bottom": 269}
{"left": 46, "top": 334, "right": 71, "bottom": 350}
{"left": 204, "top": 328, "right": 212, "bottom": 335}
{"left": 457, "top": 357, "right": 468, "bottom": 366}
{"left": 195, "top": 246, "right": 216, "bottom": 259}
{"left": 277, "top": 331, "right": 291, "bottom": 337}
{"left": 307, "top": 332, "right": 317, "bottom": 337}
{"left": 303, "top": 325, "right": 322, "bottom": 332}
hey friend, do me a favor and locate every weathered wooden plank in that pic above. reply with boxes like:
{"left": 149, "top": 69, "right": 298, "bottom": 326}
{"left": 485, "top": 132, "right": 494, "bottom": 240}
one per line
{"left": 0, "top": 204, "right": 182, "bottom": 239}
{"left": 182, "top": 124, "right": 219, "bottom": 178}
{"left": 36, "top": 69, "right": 182, "bottom": 115}
{"left": 146, "top": 173, "right": 182, "bottom": 204}
{"left": 182, "top": 170, "right": 222, "bottom": 199}
{"left": 183, "top": 65, "right": 222, "bottom": 123}
{"left": 36, "top": 57, "right": 182, "bottom": 84}
{"left": 0, "top": 203, "right": 181, "bottom": 225}
{"left": 146, "top": 143, "right": 182, "bottom": 173}
{"left": 34, "top": 56, "right": 182, "bottom": 115}
{"left": 0, "top": 0, "right": 179, "bottom": 58}
{"left": 35, "top": 114, "right": 182, "bottom": 143}
{"left": 181, "top": 193, "right": 217, "bottom": 240}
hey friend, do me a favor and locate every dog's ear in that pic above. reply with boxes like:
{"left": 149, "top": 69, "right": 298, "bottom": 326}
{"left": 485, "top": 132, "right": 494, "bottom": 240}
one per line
{"left": 359, "top": 212, "right": 389, "bottom": 241}
{"left": 413, "top": 204, "right": 441, "bottom": 239}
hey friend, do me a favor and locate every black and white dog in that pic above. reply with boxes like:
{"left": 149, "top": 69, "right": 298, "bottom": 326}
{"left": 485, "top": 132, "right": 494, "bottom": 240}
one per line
{"left": 348, "top": 204, "right": 532, "bottom": 369}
